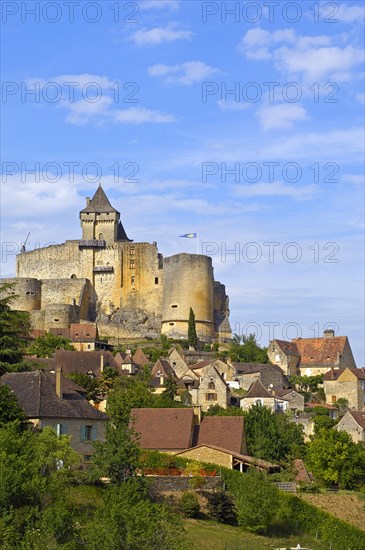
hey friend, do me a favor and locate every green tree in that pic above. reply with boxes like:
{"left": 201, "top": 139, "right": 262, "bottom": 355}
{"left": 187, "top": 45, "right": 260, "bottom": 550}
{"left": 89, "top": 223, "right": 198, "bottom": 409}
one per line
{"left": 0, "top": 282, "right": 30, "bottom": 374}
{"left": 0, "top": 385, "right": 27, "bottom": 425}
{"left": 66, "top": 371, "right": 101, "bottom": 401}
{"left": 80, "top": 480, "right": 188, "bottom": 549}
{"left": 188, "top": 307, "right": 198, "bottom": 349}
{"left": 179, "top": 492, "right": 200, "bottom": 518}
{"left": 158, "top": 374, "right": 178, "bottom": 406}
{"left": 243, "top": 404, "right": 305, "bottom": 462}
{"left": 27, "top": 332, "right": 75, "bottom": 357}
{"left": 229, "top": 334, "right": 268, "bottom": 363}
{"left": 310, "top": 406, "right": 336, "bottom": 434}
{"left": 106, "top": 375, "right": 155, "bottom": 427}
{"left": 306, "top": 428, "right": 365, "bottom": 489}
{"left": 206, "top": 489, "right": 237, "bottom": 525}
{"left": 92, "top": 423, "right": 141, "bottom": 484}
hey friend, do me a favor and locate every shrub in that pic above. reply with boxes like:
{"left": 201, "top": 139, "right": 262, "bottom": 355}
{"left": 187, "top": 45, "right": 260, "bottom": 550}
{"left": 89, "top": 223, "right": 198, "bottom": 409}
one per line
{"left": 206, "top": 489, "right": 237, "bottom": 525}
{"left": 179, "top": 492, "right": 200, "bottom": 518}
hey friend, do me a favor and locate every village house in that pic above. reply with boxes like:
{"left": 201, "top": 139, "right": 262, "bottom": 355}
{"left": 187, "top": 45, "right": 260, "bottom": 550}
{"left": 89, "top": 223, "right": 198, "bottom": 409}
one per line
{"left": 268, "top": 330, "right": 357, "bottom": 376}
{"left": 232, "top": 362, "right": 287, "bottom": 391}
{"left": 240, "top": 379, "right": 289, "bottom": 413}
{"left": 196, "top": 364, "right": 230, "bottom": 411}
{"left": 323, "top": 367, "right": 365, "bottom": 410}
{"left": 150, "top": 358, "right": 177, "bottom": 393}
{"left": 1, "top": 368, "right": 108, "bottom": 463}
{"left": 336, "top": 410, "right": 365, "bottom": 444}
{"left": 274, "top": 389, "right": 305, "bottom": 412}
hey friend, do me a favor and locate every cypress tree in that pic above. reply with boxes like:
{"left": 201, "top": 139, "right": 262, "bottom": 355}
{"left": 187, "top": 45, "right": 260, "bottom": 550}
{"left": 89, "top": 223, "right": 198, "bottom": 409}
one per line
{"left": 188, "top": 307, "right": 198, "bottom": 349}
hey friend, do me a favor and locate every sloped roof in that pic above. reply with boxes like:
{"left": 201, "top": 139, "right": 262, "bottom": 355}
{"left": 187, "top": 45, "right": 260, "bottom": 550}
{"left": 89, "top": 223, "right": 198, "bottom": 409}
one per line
{"left": 80, "top": 185, "right": 118, "bottom": 214}
{"left": 0, "top": 371, "right": 108, "bottom": 420}
{"left": 293, "top": 336, "right": 348, "bottom": 366}
{"left": 190, "top": 360, "right": 215, "bottom": 370}
{"left": 273, "top": 340, "right": 300, "bottom": 356}
{"left": 244, "top": 378, "right": 273, "bottom": 399}
{"left": 132, "top": 348, "right": 149, "bottom": 367}
{"left": 194, "top": 416, "right": 245, "bottom": 454}
{"left": 323, "top": 367, "right": 365, "bottom": 381}
{"left": 293, "top": 459, "right": 312, "bottom": 483}
{"left": 151, "top": 358, "right": 175, "bottom": 378}
{"left": 129, "top": 408, "right": 194, "bottom": 450}
{"left": 70, "top": 323, "right": 97, "bottom": 342}
{"left": 114, "top": 352, "right": 127, "bottom": 366}
{"left": 52, "top": 350, "right": 118, "bottom": 376}
{"left": 349, "top": 410, "right": 365, "bottom": 428}
{"left": 234, "top": 363, "right": 283, "bottom": 375}
{"left": 274, "top": 389, "right": 299, "bottom": 397}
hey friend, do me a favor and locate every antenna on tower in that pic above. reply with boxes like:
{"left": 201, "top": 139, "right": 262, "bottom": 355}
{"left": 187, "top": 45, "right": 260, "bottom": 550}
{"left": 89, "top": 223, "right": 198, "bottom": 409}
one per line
{"left": 21, "top": 232, "right": 30, "bottom": 253}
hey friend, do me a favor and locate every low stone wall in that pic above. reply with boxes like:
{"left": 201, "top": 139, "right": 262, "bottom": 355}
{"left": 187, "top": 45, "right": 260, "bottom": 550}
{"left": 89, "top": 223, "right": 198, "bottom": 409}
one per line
{"left": 148, "top": 475, "right": 223, "bottom": 495}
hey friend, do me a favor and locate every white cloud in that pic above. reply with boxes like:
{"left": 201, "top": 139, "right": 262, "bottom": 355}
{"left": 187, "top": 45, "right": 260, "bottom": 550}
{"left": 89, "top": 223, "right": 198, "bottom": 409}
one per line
{"left": 130, "top": 23, "right": 192, "bottom": 46}
{"left": 148, "top": 61, "right": 219, "bottom": 85}
{"left": 239, "top": 27, "right": 364, "bottom": 82}
{"left": 232, "top": 181, "right": 319, "bottom": 200}
{"left": 342, "top": 174, "right": 364, "bottom": 185}
{"left": 113, "top": 107, "right": 175, "bottom": 124}
{"left": 256, "top": 103, "right": 309, "bottom": 130}
{"left": 334, "top": 3, "right": 365, "bottom": 23}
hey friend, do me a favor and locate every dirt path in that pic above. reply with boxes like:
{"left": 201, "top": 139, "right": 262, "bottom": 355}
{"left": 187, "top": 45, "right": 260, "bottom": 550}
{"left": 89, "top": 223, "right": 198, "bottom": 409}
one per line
{"left": 300, "top": 493, "right": 365, "bottom": 531}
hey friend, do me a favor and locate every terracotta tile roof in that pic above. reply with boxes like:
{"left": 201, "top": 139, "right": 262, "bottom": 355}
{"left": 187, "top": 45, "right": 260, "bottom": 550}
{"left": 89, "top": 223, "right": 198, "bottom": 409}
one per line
{"left": 274, "top": 389, "right": 298, "bottom": 397}
{"left": 274, "top": 339, "right": 300, "bottom": 356}
{"left": 129, "top": 408, "right": 194, "bottom": 450}
{"left": 53, "top": 350, "right": 118, "bottom": 376}
{"left": 49, "top": 328, "right": 71, "bottom": 338}
{"left": 293, "top": 336, "right": 348, "bottom": 366}
{"left": 244, "top": 378, "right": 273, "bottom": 398}
{"left": 349, "top": 410, "right": 365, "bottom": 429}
{"left": 70, "top": 323, "right": 97, "bottom": 342}
{"left": 0, "top": 371, "right": 108, "bottom": 420}
{"left": 195, "top": 416, "right": 245, "bottom": 454}
{"left": 293, "top": 459, "right": 312, "bottom": 483}
{"left": 114, "top": 352, "right": 127, "bottom": 366}
{"left": 323, "top": 368, "right": 365, "bottom": 381}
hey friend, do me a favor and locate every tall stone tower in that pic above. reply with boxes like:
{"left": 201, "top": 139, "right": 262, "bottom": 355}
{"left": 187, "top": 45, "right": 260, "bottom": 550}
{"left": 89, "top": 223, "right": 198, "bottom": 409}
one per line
{"left": 80, "top": 184, "right": 130, "bottom": 245}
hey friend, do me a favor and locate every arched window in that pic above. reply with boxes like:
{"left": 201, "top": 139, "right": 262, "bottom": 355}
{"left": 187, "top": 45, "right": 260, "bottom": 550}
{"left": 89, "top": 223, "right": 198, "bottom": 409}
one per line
{"left": 208, "top": 380, "right": 215, "bottom": 390}
{"left": 71, "top": 274, "right": 77, "bottom": 279}
{"left": 99, "top": 233, "right": 103, "bottom": 239}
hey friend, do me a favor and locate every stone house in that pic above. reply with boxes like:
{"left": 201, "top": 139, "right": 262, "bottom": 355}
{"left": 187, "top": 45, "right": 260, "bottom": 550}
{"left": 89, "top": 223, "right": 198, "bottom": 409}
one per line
{"left": 267, "top": 340, "right": 301, "bottom": 376}
{"left": 191, "top": 359, "right": 236, "bottom": 382}
{"left": 274, "top": 389, "right": 305, "bottom": 412}
{"left": 169, "top": 348, "right": 189, "bottom": 378}
{"left": 323, "top": 367, "right": 365, "bottom": 410}
{"left": 197, "top": 364, "right": 229, "bottom": 412}
{"left": 0, "top": 368, "right": 108, "bottom": 463}
{"left": 240, "top": 379, "right": 289, "bottom": 413}
{"left": 150, "top": 358, "right": 177, "bottom": 394}
{"left": 268, "top": 330, "right": 357, "bottom": 377}
{"left": 233, "top": 363, "right": 287, "bottom": 391}
{"left": 336, "top": 410, "right": 365, "bottom": 444}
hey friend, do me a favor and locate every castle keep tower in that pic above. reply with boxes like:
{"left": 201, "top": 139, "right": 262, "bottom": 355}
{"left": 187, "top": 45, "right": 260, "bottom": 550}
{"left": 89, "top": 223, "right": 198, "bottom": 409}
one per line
{"left": 80, "top": 184, "right": 130, "bottom": 245}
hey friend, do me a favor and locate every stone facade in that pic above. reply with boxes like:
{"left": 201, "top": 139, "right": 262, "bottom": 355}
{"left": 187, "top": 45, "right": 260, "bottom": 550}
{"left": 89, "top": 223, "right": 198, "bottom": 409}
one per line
{"left": 2, "top": 186, "right": 231, "bottom": 343}
{"left": 336, "top": 411, "right": 365, "bottom": 444}
{"left": 197, "top": 364, "right": 229, "bottom": 412}
{"left": 175, "top": 446, "right": 233, "bottom": 468}
{"left": 323, "top": 368, "right": 365, "bottom": 410}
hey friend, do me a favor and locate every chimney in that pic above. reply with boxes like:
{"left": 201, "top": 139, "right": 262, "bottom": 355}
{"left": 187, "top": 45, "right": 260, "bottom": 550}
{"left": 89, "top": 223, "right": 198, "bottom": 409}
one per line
{"left": 100, "top": 354, "right": 104, "bottom": 374}
{"left": 86, "top": 197, "right": 90, "bottom": 206}
{"left": 324, "top": 329, "right": 335, "bottom": 338}
{"left": 56, "top": 366, "right": 63, "bottom": 399}
{"left": 126, "top": 348, "right": 132, "bottom": 356}
{"left": 331, "top": 367, "right": 335, "bottom": 379}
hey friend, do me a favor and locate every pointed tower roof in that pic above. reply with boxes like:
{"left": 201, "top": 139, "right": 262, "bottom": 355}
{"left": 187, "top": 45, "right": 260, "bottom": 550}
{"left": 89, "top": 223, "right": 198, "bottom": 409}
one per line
{"left": 244, "top": 378, "right": 273, "bottom": 399}
{"left": 80, "top": 184, "right": 119, "bottom": 214}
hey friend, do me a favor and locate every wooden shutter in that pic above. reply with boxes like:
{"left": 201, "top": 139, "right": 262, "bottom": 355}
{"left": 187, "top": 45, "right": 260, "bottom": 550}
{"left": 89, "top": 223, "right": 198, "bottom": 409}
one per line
{"left": 91, "top": 426, "right": 97, "bottom": 440}
{"left": 80, "top": 425, "right": 86, "bottom": 441}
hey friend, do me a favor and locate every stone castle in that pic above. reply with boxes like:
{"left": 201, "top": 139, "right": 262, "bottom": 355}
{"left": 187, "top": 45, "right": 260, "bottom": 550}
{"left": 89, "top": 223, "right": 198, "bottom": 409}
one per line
{"left": 2, "top": 185, "right": 231, "bottom": 343}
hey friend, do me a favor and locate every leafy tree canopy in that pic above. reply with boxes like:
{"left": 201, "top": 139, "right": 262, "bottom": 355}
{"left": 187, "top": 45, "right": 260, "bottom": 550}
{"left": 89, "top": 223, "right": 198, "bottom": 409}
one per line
{"left": 27, "top": 332, "right": 75, "bottom": 357}
{"left": 0, "top": 282, "right": 30, "bottom": 374}
{"left": 243, "top": 404, "right": 305, "bottom": 463}
{"left": 0, "top": 385, "right": 27, "bottom": 426}
{"left": 228, "top": 334, "right": 268, "bottom": 363}
{"left": 307, "top": 428, "right": 365, "bottom": 489}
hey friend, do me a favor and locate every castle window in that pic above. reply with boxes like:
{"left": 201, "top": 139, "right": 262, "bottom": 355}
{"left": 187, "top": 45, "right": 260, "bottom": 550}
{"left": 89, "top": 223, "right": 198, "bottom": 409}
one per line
{"left": 155, "top": 277, "right": 159, "bottom": 285}
{"left": 131, "top": 276, "right": 135, "bottom": 284}
{"left": 54, "top": 318, "right": 59, "bottom": 322}
{"left": 130, "top": 247, "right": 135, "bottom": 255}
{"left": 171, "top": 304, "right": 178, "bottom": 309}
{"left": 169, "top": 322, "right": 175, "bottom": 326}
{"left": 130, "top": 259, "right": 135, "bottom": 269}
{"left": 71, "top": 274, "right": 77, "bottom": 279}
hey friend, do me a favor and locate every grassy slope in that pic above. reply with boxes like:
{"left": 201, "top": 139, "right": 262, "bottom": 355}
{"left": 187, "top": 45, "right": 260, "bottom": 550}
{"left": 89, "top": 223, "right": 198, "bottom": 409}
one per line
{"left": 300, "top": 492, "right": 365, "bottom": 532}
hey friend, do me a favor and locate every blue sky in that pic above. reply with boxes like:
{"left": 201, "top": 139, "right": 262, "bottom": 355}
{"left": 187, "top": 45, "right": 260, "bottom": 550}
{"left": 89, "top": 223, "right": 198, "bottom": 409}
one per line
{"left": 1, "top": 0, "right": 364, "bottom": 364}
